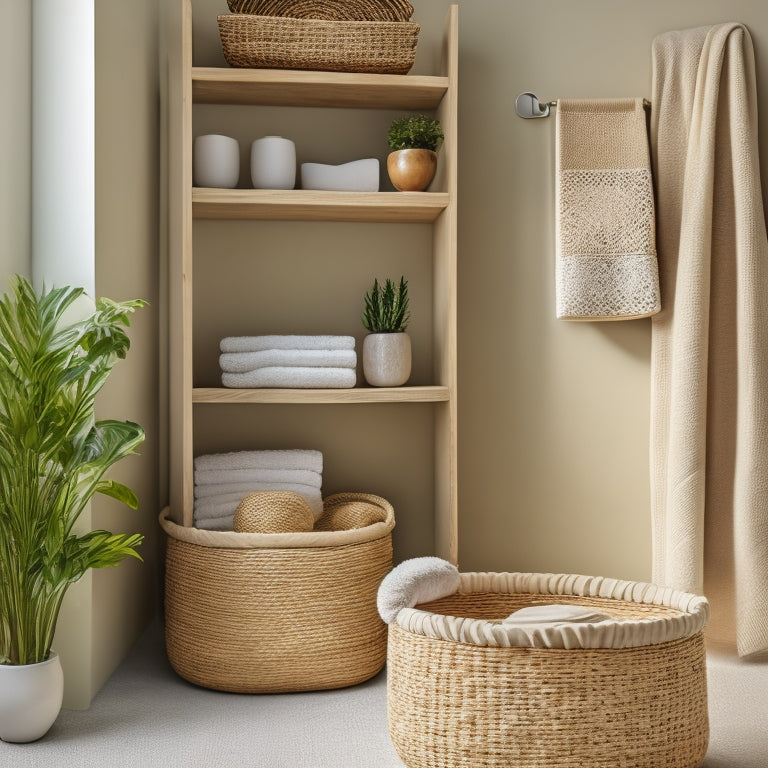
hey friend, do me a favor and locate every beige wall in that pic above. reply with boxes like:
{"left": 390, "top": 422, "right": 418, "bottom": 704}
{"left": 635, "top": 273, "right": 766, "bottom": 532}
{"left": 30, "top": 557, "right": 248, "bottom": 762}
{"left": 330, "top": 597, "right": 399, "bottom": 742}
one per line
{"left": 92, "top": 0, "right": 161, "bottom": 699}
{"left": 182, "top": 0, "right": 768, "bottom": 583}
{"left": 0, "top": 0, "right": 31, "bottom": 285}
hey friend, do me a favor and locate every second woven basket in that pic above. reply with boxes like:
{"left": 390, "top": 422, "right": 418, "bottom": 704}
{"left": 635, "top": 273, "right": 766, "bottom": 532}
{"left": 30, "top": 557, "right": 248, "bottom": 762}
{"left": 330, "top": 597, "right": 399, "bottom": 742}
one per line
{"left": 160, "top": 492, "right": 394, "bottom": 693}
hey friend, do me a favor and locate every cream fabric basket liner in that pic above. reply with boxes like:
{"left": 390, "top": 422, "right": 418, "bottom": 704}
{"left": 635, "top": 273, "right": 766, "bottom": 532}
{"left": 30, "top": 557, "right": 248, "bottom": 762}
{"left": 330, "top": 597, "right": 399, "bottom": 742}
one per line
{"left": 395, "top": 572, "right": 709, "bottom": 649}
{"left": 159, "top": 497, "right": 394, "bottom": 547}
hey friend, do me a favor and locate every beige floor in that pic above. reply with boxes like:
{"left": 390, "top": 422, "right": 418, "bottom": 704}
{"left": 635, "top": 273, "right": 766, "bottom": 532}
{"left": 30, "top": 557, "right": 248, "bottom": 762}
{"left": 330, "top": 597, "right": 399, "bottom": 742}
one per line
{"left": 4, "top": 620, "right": 767, "bottom": 767}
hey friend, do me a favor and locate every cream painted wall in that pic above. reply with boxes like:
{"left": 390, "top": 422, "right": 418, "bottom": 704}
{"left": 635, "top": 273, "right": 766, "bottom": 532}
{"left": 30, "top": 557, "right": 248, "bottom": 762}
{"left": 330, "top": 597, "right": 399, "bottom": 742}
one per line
{"left": 91, "top": 0, "right": 160, "bottom": 700}
{"left": 183, "top": 0, "right": 768, "bottom": 582}
{"left": 0, "top": 0, "right": 31, "bottom": 286}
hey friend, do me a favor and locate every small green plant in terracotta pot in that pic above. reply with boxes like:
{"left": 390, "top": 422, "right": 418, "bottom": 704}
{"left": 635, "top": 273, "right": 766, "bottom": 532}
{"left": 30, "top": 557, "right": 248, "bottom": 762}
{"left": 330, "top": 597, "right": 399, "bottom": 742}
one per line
{"left": 361, "top": 276, "right": 412, "bottom": 387}
{"left": 386, "top": 114, "right": 444, "bottom": 192}
{"left": 0, "top": 276, "right": 145, "bottom": 742}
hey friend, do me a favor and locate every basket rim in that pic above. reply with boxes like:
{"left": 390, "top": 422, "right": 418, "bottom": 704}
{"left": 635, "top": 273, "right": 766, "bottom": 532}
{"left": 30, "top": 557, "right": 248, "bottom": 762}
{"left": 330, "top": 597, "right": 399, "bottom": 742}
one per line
{"left": 159, "top": 492, "right": 394, "bottom": 549}
{"left": 393, "top": 571, "right": 710, "bottom": 650}
{"left": 217, "top": 13, "right": 421, "bottom": 30}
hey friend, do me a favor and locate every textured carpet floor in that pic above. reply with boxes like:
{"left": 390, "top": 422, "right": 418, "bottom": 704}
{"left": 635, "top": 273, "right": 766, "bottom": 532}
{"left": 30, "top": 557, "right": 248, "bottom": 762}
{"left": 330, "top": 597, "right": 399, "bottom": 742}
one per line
{"left": 4, "top": 619, "right": 767, "bottom": 767}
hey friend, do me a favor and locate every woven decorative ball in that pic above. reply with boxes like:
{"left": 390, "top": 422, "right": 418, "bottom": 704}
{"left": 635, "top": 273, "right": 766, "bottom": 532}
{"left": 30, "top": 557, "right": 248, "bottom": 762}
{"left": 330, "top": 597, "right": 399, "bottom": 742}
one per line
{"left": 233, "top": 490, "right": 314, "bottom": 533}
{"left": 314, "top": 498, "right": 384, "bottom": 531}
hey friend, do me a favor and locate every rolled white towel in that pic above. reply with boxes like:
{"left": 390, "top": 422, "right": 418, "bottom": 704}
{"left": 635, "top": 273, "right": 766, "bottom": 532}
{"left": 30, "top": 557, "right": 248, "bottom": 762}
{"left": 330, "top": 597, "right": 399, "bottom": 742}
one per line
{"left": 222, "top": 367, "right": 356, "bottom": 389}
{"left": 194, "top": 449, "right": 322, "bottom": 474}
{"left": 194, "top": 480, "right": 323, "bottom": 500}
{"left": 220, "top": 335, "right": 356, "bottom": 353}
{"left": 377, "top": 557, "right": 461, "bottom": 624}
{"left": 194, "top": 488, "right": 324, "bottom": 522}
{"left": 219, "top": 349, "right": 357, "bottom": 373}
{"left": 194, "top": 467, "right": 322, "bottom": 488}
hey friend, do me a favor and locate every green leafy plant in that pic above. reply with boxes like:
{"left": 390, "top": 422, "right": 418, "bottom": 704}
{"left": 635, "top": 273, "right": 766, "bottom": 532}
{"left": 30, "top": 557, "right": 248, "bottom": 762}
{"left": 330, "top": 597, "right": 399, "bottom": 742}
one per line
{"left": 387, "top": 114, "right": 444, "bottom": 152}
{"left": 0, "top": 275, "right": 146, "bottom": 666}
{"left": 362, "top": 276, "right": 410, "bottom": 333}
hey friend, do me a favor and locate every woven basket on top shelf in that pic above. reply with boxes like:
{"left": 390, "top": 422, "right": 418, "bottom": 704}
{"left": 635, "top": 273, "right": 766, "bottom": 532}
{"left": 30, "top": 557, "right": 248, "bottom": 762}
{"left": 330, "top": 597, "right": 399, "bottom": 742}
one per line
{"left": 387, "top": 572, "right": 710, "bottom": 768}
{"left": 160, "top": 492, "right": 394, "bottom": 693}
{"left": 217, "top": 14, "right": 420, "bottom": 74}
{"left": 227, "top": 0, "right": 414, "bottom": 22}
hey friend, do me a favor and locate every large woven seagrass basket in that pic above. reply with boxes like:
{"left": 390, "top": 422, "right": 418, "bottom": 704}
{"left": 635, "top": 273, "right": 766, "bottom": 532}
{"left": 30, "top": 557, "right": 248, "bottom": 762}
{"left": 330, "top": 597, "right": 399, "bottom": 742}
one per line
{"left": 160, "top": 492, "right": 394, "bottom": 693}
{"left": 387, "top": 572, "right": 710, "bottom": 768}
{"left": 217, "top": 14, "right": 419, "bottom": 74}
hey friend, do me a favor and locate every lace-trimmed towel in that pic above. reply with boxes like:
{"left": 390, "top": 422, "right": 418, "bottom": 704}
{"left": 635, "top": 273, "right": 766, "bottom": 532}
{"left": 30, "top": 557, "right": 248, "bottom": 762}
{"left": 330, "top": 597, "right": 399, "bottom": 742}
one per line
{"left": 556, "top": 98, "right": 660, "bottom": 320}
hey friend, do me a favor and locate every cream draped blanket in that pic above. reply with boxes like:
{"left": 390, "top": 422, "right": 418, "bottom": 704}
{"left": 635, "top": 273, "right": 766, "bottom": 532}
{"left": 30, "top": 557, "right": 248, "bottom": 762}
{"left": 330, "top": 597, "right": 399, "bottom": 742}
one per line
{"left": 651, "top": 23, "right": 768, "bottom": 657}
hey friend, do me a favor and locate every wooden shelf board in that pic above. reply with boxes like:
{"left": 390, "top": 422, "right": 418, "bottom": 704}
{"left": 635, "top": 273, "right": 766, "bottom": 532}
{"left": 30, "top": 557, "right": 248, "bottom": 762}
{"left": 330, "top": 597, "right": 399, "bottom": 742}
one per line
{"left": 192, "top": 67, "right": 449, "bottom": 109}
{"left": 192, "top": 386, "right": 450, "bottom": 404}
{"left": 192, "top": 188, "right": 449, "bottom": 222}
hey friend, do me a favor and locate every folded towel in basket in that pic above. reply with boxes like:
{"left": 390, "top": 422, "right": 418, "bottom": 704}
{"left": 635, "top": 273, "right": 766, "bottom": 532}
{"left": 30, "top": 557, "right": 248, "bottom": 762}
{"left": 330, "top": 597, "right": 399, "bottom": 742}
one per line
{"left": 219, "top": 348, "right": 357, "bottom": 373}
{"left": 503, "top": 604, "right": 611, "bottom": 625}
{"left": 194, "top": 467, "right": 322, "bottom": 488}
{"left": 194, "top": 488, "right": 324, "bottom": 522}
{"left": 194, "top": 449, "right": 323, "bottom": 474}
{"left": 222, "top": 366, "right": 357, "bottom": 389}
{"left": 194, "top": 480, "right": 323, "bottom": 501}
{"left": 220, "top": 335, "right": 356, "bottom": 353}
{"left": 556, "top": 97, "right": 660, "bottom": 320}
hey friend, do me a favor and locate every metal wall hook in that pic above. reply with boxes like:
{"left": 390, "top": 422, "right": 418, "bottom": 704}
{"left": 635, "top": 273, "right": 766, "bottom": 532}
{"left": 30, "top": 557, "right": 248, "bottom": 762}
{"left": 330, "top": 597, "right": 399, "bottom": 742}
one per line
{"left": 515, "top": 92, "right": 556, "bottom": 119}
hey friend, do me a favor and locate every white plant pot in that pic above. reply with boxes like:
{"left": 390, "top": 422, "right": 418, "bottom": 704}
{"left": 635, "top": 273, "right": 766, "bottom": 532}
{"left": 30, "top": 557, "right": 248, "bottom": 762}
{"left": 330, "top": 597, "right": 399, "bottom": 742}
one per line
{"left": 0, "top": 653, "right": 64, "bottom": 743}
{"left": 193, "top": 134, "right": 240, "bottom": 188}
{"left": 363, "top": 332, "right": 412, "bottom": 387}
{"left": 251, "top": 136, "right": 296, "bottom": 190}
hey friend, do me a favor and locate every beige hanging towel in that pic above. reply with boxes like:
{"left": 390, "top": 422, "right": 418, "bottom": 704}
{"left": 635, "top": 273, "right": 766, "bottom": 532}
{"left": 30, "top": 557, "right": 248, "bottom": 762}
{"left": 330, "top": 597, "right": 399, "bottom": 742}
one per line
{"left": 650, "top": 23, "right": 768, "bottom": 658}
{"left": 555, "top": 98, "right": 660, "bottom": 320}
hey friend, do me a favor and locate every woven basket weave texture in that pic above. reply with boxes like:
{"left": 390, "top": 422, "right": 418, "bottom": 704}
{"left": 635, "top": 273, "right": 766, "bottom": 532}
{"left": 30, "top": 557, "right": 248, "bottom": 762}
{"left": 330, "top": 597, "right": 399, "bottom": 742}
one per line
{"left": 387, "top": 588, "right": 709, "bottom": 768}
{"left": 164, "top": 493, "right": 393, "bottom": 693}
{"left": 227, "top": 0, "right": 414, "bottom": 21}
{"left": 217, "top": 14, "right": 419, "bottom": 74}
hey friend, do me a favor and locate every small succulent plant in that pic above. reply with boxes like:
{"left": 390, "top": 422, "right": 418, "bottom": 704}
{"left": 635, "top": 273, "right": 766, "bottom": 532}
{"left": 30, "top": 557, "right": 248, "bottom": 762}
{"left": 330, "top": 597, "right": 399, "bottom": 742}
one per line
{"left": 362, "top": 276, "right": 410, "bottom": 333}
{"left": 387, "top": 114, "right": 444, "bottom": 153}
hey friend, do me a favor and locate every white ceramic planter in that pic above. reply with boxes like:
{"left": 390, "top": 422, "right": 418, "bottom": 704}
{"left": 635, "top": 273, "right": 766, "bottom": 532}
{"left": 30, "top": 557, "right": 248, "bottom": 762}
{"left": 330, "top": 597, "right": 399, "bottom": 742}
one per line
{"left": 363, "top": 332, "right": 412, "bottom": 387}
{"left": 193, "top": 134, "right": 240, "bottom": 188}
{"left": 301, "top": 158, "right": 379, "bottom": 192}
{"left": 0, "top": 653, "right": 64, "bottom": 743}
{"left": 251, "top": 136, "right": 296, "bottom": 190}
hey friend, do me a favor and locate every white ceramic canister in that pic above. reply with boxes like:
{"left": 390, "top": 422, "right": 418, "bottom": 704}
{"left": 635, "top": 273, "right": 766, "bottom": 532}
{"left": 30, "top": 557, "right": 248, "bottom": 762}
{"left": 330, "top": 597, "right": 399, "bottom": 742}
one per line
{"left": 251, "top": 136, "right": 296, "bottom": 190}
{"left": 193, "top": 134, "right": 240, "bottom": 188}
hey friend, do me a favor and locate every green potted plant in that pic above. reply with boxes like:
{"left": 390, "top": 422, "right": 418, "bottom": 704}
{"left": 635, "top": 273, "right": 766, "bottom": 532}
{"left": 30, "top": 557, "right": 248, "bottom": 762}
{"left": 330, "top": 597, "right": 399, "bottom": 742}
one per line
{"left": 386, "top": 114, "right": 444, "bottom": 192}
{"left": 0, "top": 275, "right": 145, "bottom": 743}
{"left": 361, "top": 276, "right": 411, "bottom": 387}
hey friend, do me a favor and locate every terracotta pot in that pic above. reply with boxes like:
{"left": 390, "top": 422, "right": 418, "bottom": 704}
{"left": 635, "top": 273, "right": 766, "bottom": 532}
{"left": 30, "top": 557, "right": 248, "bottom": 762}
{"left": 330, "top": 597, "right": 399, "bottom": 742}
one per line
{"left": 363, "top": 333, "right": 412, "bottom": 387}
{"left": 387, "top": 149, "right": 437, "bottom": 192}
{"left": 0, "top": 653, "right": 63, "bottom": 743}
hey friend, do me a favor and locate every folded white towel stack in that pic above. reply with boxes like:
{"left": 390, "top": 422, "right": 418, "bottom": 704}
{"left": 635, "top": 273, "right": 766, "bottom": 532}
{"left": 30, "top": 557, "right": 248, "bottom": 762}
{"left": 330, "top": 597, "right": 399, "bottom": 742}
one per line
{"left": 192, "top": 449, "right": 324, "bottom": 530}
{"left": 219, "top": 335, "right": 357, "bottom": 388}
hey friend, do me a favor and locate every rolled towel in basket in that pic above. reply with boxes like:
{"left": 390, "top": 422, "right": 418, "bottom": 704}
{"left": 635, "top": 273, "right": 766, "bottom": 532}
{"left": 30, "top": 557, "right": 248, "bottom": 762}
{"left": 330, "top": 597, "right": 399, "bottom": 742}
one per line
{"left": 220, "top": 335, "right": 356, "bottom": 353}
{"left": 219, "top": 348, "right": 357, "bottom": 373}
{"left": 194, "top": 467, "right": 322, "bottom": 488}
{"left": 194, "top": 449, "right": 323, "bottom": 474}
{"left": 222, "top": 366, "right": 357, "bottom": 389}
{"left": 194, "top": 480, "right": 323, "bottom": 501}
{"left": 377, "top": 557, "right": 461, "bottom": 624}
{"left": 194, "top": 488, "right": 324, "bottom": 523}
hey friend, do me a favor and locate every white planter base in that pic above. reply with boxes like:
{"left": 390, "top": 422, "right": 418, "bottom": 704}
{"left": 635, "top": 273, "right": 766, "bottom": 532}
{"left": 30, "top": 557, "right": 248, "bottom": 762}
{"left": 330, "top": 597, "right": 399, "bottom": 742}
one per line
{"left": 0, "top": 653, "right": 64, "bottom": 743}
{"left": 363, "top": 333, "right": 412, "bottom": 387}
